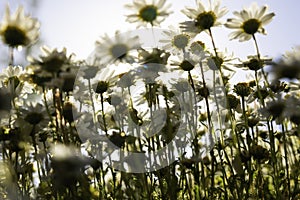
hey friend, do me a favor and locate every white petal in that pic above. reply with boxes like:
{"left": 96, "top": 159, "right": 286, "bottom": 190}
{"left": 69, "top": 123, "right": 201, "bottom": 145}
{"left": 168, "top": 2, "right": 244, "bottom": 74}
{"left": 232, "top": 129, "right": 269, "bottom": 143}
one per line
{"left": 261, "top": 13, "right": 275, "bottom": 25}
{"left": 256, "top": 6, "right": 267, "bottom": 19}
{"left": 157, "top": 0, "right": 166, "bottom": 8}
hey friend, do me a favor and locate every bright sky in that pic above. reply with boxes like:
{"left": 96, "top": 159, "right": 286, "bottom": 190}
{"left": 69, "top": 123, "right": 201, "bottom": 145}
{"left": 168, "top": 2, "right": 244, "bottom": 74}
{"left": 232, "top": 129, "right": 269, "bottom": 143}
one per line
{"left": 1, "top": 0, "right": 300, "bottom": 61}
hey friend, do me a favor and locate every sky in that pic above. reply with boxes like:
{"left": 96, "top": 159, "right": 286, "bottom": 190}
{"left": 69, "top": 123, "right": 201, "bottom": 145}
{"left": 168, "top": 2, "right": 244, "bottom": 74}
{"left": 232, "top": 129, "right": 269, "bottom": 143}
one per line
{"left": 1, "top": 0, "right": 300, "bottom": 62}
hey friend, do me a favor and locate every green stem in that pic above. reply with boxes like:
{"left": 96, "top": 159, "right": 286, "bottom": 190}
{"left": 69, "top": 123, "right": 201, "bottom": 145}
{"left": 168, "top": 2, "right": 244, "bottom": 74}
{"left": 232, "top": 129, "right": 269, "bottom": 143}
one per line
{"left": 252, "top": 34, "right": 270, "bottom": 87}
{"left": 100, "top": 93, "right": 107, "bottom": 135}
{"left": 241, "top": 96, "right": 253, "bottom": 197}
{"left": 282, "top": 124, "right": 291, "bottom": 198}
{"left": 208, "top": 28, "right": 218, "bottom": 58}
{"left": 8, "top": 47, "right": 14, "bottom": 66}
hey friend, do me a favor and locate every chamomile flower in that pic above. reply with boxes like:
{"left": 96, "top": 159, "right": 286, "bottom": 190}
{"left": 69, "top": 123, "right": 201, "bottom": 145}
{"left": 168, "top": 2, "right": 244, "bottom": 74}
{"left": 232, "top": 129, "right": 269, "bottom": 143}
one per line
{"left": 225, "top": 3, "right": 275, "bottom": 41}
{"left": 180, "top": 0, "right": 228, "bottom": 34}
{"left": 238, "top": 55, "right": 273, "bottom": 71}
{"left": 271, "top": 47, "right": 300, "bottom": 80}
{"left": 92, "top": 68, "right": 118, "bottom": 94}
{"left": 94, "top": 31, "right": 140, "bottom": 65}
{"left": 0, "top": 65, "right": 24, "bottom": 85}
{"left": 283, "top": 46, "right": 300, "bottom": 64}
{"left": 0, "top": 5, "right": 40, "bottom": 47}
{"left": 159, "top": 26, "right": 192, "bottom": 54}
{"left": 170, "top": 52, "right": 201, "bottom": 72}
{"left": 18, "top": 102, "right": 50, "bottom": 133}
{"left": 125, "top": 0, "right": 172, "bottom": 27}
{"left": 28, "top": 46, "right": 75, "bottom": 74}
{"left": 206, "top": 50, "right": 236, "bottom": 71}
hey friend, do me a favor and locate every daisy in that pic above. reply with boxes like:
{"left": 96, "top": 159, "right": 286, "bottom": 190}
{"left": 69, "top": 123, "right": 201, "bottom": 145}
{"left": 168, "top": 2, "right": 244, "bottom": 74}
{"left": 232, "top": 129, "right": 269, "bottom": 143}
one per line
{"left": 92, "top": 68, "right": 118, "bottom": 94}
{"left": 17, "top": 102, "right": 50, "bottom": 134}
{"left": 189, "top": 40, "right": 206, "bottom": 55}
{"left": 94, "top": 31, "right": 140, "bottom": 65}
{"left": 0, "top": 5, "right": 40, "bottom": 47}
{"left": 238, "top": 55, "right": 273, "bottom": 71}
{"left": 125, "top": 0, "right": 172, "bottom": 27}
{"left": 28, "top": 46, "right": 74, "bottom": 74}
{"left": 271, "top": 47, "right": 300, "bottom": 80}
{"left": 0, "top": 65, "right": 24, "bottom": 85}
{"left": 206, "top": 50, "right": 236, "bottom": 71}
{"left": 283, "top": 46, "right": 300, "bottom": 64}
{"left": 170, "top": 52, "right": 200, "bottom": 72}
{"left": 47, "top": 70, "right": 78, "bottom": 93}
{"left": 159, "top": 26, "right": 192, "bottom": 54}
{"left": 225, "top": 3, "right": 275, "bottom": 41}
{"left": 180, "top": 0, "right": 228, "bottom": 34}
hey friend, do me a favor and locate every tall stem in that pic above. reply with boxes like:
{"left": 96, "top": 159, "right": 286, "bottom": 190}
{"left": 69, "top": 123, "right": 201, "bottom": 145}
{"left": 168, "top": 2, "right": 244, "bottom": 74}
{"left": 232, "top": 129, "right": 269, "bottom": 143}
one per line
{"left": 252, "top": 34, "right": 269, "bottom": 87}
{"left": 208, "top": 28, "right": 218, "bottom": 57}
{"left": 282, "top": 124, "right": 291, "bottom": 198}
{"left": 9, "top": 47, "right": 14, "bottom": 66}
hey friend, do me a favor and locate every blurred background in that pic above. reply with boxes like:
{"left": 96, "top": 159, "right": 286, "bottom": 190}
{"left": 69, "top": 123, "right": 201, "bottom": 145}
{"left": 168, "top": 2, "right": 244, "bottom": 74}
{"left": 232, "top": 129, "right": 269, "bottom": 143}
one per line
{"left": 0, "top": 0, "right": 299, "bottom": 67}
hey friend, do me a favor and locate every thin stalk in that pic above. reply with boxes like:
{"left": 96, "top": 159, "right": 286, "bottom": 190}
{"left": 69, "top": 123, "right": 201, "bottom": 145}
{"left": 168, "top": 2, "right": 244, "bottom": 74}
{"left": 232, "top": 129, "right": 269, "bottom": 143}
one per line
{"left": 88, "top": 79, "right": 97, "bottom": 126}
{"left": 241, "top": 96, "right": 253, "bottom": 197}
{"left": 100, "top": 93, "right": 108, "bottom": 135}
{"left": 252, "top": 34, "right": 270, "bottom": 87}
{"left": 9, "top": 47, "right": 14, "bottom": 66}
{"left": 282, "top": 124, "right": 291, "bottom": 198}
{"left": 268, "top": 121, "right": 279, "bottom": 198}
{"left": 208, "top": 28, "right": 218, "bottom": 58}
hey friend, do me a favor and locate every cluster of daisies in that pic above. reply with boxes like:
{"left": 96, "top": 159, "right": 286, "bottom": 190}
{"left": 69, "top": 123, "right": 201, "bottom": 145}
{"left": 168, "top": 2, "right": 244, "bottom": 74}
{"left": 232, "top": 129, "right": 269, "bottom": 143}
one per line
{"left": 0, "top": 0, "right": 299, "bottom": 199}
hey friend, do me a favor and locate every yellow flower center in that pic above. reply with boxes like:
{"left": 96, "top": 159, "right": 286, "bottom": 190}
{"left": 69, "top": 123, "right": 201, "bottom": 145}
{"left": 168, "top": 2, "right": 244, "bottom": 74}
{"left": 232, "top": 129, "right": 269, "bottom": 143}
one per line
{"left": 42, "top": 56, "right": 66, "bottom": 73}
{"left": 246, "top": 58, "right": 263, "bottom": 71}
{"left": 139, "top": 5, "right": 157, "bottom": 23}
{"left": 96, "top": 81, "right": 109, "bottom": 94}
{"left": 110, "top": 44, "right": 128, "bottom": 60}
{"left": 180, "top": 60, "right": 194, "bottom": 71}
{"left": 195, "top": 11, "right": 216, "bottom": 30}
{"left": 212, "top": 56, "right": 224, "bottom": 69}
{"left": 25, "top": 112, "right": 43, "bottom": 125}
{"left": 173, "top": 34, "right": 189, "bottom": 49}
{"left": 242, "top": 19, "right": 261, "bottom": 35}
{"left": 190, "top": 41, "right": 205, "bottom": 54}
{"left": 2, "top": 26, "right": 28, "bottom": 47}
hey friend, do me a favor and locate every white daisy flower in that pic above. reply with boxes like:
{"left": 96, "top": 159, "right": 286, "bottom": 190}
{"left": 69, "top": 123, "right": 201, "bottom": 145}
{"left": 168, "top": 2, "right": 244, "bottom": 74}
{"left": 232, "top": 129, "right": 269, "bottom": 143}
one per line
{"left": 0, "top": 4, "right": 40, "bottom": 47}
{"left": 159, "top": 26, "right": 192, "bottom": 55}
{"left": 0, "top": 65, "right": 24, "bottom": 87}
{"left": 28, "top": 46, "right": 75, "bottom": 73}
{"left": 180, "top": 0, "right": 228, "bottom": 34}
{"left": 206, "top": 49, "right": 236, "bottom": 71}
{"left": 225, "top": 3, "right": 275, "bottom": 41}
{"left": 283, "top": 46, "right": 300, "bottom": 64}
{"left": 18, "top": 102, "right": 50, "bottom": 134}
{"left": 271, "top": 47, "right": 300, "bottom": 80}
{"left": 125, "top": 0, "right": 172, "bottom": 27}
{"left": 93, "top": 31, "right": 140, "bottom": 65}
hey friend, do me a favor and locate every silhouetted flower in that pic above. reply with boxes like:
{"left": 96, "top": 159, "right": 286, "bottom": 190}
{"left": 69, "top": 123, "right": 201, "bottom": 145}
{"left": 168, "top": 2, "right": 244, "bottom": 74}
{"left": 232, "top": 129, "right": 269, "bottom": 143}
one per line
{"left": 234, "top": 82, "right": 251, "bottom": 97}
{"left": 19, "top": 102, "right": 49, "bottom": 134}
{"left": 28, "top": 46, "right": 74, "bottom": 73}
{"left": 227, "top": 94, "right": 239, "bottom": 109}
{"left": 239, "top": 55, "right": 272, "bottom": 71}
{"left": 0, "top": 5, "right": 40, "bottom": 47}
{"left": 271, "top": 46, "right": 300, "bottom": 80}
{"left": 260, "top": 99, "right": 285, "bottom": 120}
